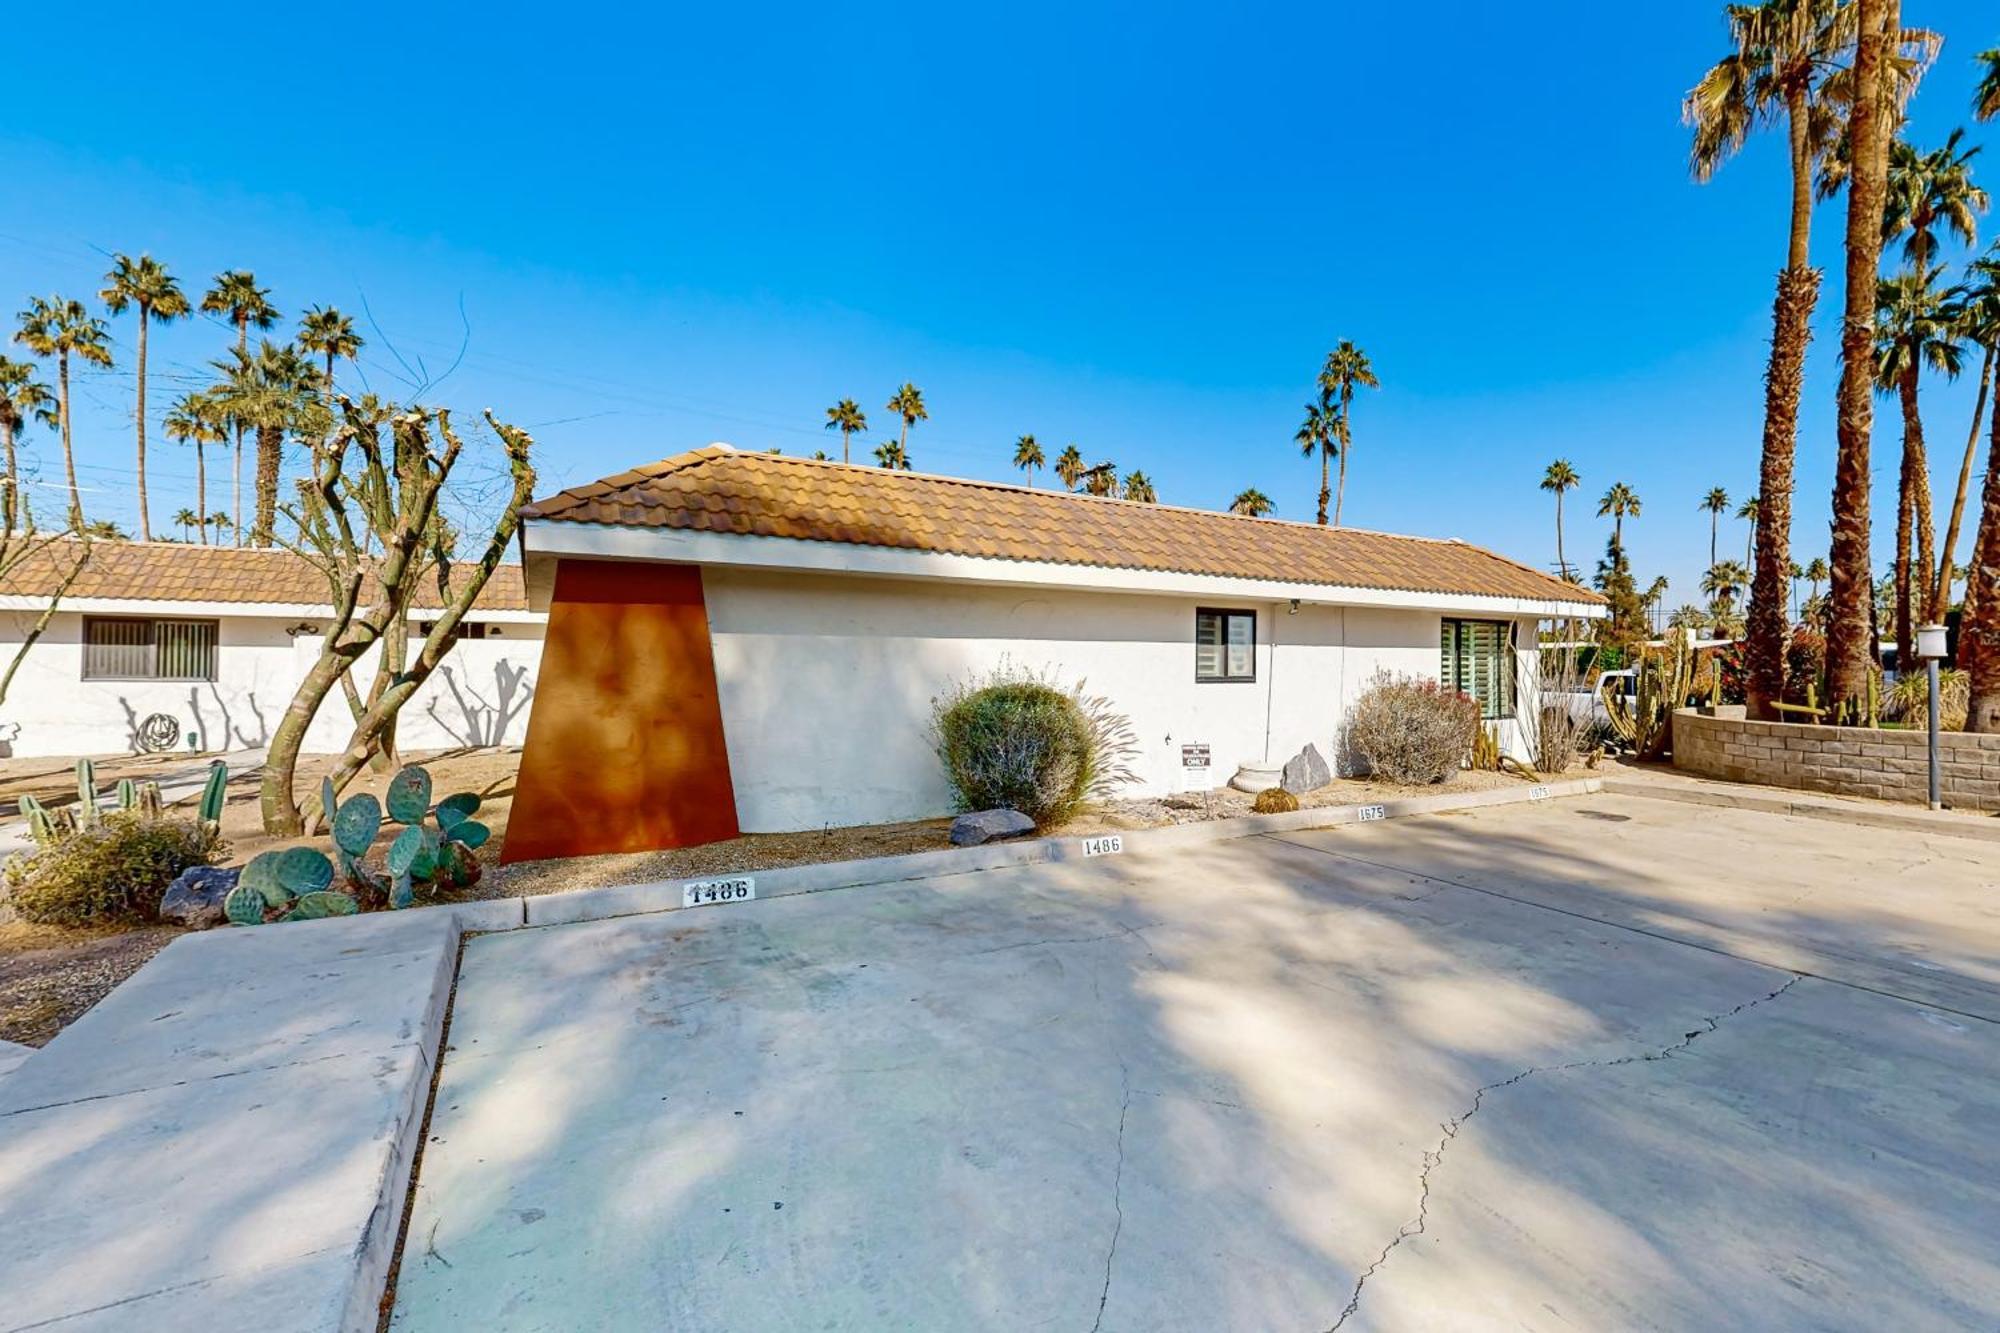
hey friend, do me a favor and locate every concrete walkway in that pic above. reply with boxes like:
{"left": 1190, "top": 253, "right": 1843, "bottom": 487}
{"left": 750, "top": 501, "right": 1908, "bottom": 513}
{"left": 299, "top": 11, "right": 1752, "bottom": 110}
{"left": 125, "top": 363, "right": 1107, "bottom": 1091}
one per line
{"left": 0, "top": 909, "right": 456, "bottom": 1332}
{"left": 390, "top": 792, "right": 2000, "bottom": 1330}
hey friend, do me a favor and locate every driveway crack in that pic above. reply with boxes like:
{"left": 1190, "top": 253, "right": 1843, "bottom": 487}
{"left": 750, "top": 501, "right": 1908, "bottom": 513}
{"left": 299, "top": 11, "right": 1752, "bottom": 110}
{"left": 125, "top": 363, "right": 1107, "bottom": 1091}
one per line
{"left": 1091, "top": 1059, "right": 1131, "bottom": 1333}
{"left": 1325, "top": 973, "right": 1802, "bottom": 1331}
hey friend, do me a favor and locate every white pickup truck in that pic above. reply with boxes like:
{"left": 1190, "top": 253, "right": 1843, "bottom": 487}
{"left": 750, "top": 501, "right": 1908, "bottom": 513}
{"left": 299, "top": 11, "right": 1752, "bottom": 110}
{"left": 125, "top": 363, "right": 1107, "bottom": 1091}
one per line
{"left": 1544, "top": 669, "right": 1635, "bottom": 727}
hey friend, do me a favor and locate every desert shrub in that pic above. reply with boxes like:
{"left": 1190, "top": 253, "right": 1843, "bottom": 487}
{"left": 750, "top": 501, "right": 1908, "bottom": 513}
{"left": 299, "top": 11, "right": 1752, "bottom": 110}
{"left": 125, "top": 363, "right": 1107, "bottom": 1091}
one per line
{"left": 1346, "top": 670, "right": 1480, "bottom": 785}
{"left": 1884, "top": 667, "right": 1969, "bottom": 731}
{"left": 3, "top": 814, "right": 226, "bottom": 925}
{"left": 932, "top": 666, "right": 1103, "bottom": 826}
{"left": 1252, "top": 787, "right": 1299, "bottom": 814}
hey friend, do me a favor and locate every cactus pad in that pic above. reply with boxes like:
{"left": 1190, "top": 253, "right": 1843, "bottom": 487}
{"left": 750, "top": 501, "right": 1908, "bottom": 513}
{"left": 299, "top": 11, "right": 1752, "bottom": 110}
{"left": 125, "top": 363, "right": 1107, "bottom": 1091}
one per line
{"left": 333, "top": 793, "right": 383, "bottom": 856}
{"left": 386, "top": 824, "right": 436, "bottom": 877}
{"left": 447, "top": 819, "right": 491, "bottom": 851}
{"left": 275, "top": 846, "right": 335, "bottom": 897}
{"left": 385, "top": 766, "right": 433, "bottom": 824}
{"left": 284, "top": 890, "right": 360, "bottom": 920}
{"left": 320, "top": 776, "right": 339, "bottom": 829}
{"left": 224, "top": 884, "right": 269, "bottom": 926}
{"left": 239, "top": 851, "right": 292, "bottom": 906}
{"left": 390, "top": 871, "right": 414, "bottom": 910}
{"left": 434, "top": 792, "right": 481, "bottom": 828}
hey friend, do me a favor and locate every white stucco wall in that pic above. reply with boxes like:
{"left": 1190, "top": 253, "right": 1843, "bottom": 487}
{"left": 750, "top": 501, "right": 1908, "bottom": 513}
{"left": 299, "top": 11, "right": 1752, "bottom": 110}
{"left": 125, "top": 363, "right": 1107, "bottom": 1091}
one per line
{"left": 0, "top": 610, "right": 542, "bottom": 758}
{"left": 703, "top": 567, "right": 1542, "bottom": 833}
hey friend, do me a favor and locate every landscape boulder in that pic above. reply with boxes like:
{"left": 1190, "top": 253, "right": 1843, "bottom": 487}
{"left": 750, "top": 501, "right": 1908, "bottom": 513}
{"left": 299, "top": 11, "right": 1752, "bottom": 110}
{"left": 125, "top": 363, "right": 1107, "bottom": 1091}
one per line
{"left": 159, "top": 865, "right": 240, "bottom": 929}
{"left": 1281, "top": 743, "right": 1332, "bottom": 796}
{"left": 949, "top": 809, "right": 1037, "bottom": 847}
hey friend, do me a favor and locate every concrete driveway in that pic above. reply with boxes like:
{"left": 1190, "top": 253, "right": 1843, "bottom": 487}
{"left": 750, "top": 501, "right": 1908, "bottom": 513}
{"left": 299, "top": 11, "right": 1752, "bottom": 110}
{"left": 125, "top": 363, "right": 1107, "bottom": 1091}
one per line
{"left": 390, "top": 793, "right": 2000, "bottom": 1331}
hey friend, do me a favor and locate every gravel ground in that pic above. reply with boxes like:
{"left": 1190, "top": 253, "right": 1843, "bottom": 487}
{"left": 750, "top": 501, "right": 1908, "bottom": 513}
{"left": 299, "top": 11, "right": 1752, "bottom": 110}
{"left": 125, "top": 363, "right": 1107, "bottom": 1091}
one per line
{"left": 0, "top": 922, "right": 179, "bottom": 1046}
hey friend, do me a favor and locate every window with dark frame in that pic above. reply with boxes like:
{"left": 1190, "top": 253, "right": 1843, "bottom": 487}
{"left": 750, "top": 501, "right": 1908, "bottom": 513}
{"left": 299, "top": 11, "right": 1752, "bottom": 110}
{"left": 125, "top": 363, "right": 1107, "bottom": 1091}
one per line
{"left": 1440, "top": 618, "right": 1516, "bottom": 720}
{"left": 1195, "top": 608, "right": 1256, "bottom": 682}
{"left": 81, "top": 617, "right": 219, "bottom": 682}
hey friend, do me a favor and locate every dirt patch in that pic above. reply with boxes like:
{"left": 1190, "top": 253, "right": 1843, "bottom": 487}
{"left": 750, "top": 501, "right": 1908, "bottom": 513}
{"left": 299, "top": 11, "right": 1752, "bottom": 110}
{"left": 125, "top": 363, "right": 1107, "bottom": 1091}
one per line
{"left": 0, "top": 922, "right": 179, "bottom": 1047}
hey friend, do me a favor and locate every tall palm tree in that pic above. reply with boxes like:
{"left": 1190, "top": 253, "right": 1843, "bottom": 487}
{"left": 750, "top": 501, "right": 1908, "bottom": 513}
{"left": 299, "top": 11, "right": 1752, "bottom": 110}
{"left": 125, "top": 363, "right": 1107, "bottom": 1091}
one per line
{"left": 1940, "top": 248, "right": 2000, "bottom": 613}
{"left": 212, "top": 340, "right": 316, "bottom": 546}
{"left": 1787, "top": 558, "right": 1806, "bottom": 616}
{"left": 13, "top": 296, "right": 113, "bottom": 533}
{"left": 296, "top": 305, "right": 362, "bottom": 405}
{"left": 1978, "top": 48, "right": 2000, "bottom": 121}
{"left": 1081, "top": 462, "right": 1119, "bottom": 498}
{"left": 172, "top": 507, "right": 199, "bottom": 541}
{"left": 1054, "top": 444, "right": 1085, "bottom": 491}
{"left": 1804, "top": 555, "right": 1830, "bottom": 602}
{"left": 1230, "top": 487, "right": 1274, "bottom": 517}
{"left": 1883, "top": 129, "right": 1987, "bottom": 272}
{"left": 1966, "top": 332, "right": 2000, "bottom": 726}
{"left": 1541, "top": 459, "right": 1581, "bottom": 579}
{"left": 1827, "top": 0, "right": 1911, "bottom": 712}
{"left": 1597, "top": 482, "right": 1642, "bottom": 550}
{"left": 1703, "top": 559, "right": 1752, "bottom": 611}
{"left": 100, "top": 254, "right": 190, "bottom": 541}
{"left": 886, "top": 383, "right": 927, "bottom": 457}
{"left": 163, "top": 390, "right": 225, "bottom": 544}
{"left": 1295, "top": 401, "right": 1336, "bottom": 526}
{"left": 0, "top": 356, "right": 55, "bottom": 534}
{"left": 1699, "top": 486, "right": 1731, "bottom": 567}
{"left": 823, "top": 398, "right": 866, "bottom": 464}
{"left": 1121, "top": 470, "right": 1157, "bottom": 503}
{"left": 1669, "top": 603, "right": 1712, "bottom": 634}
{"left": 1012, "top": 434, "right": 1044, "bottom": 486}
{"left": 1875, "top": 264, "right": 1963, "bottom": 660}
{"left": 872, "top": 439, "right": 910, "bottom": 470}
{"left": 1737, "top": 493, "right": 1762, "bottom": 565}
{"left": 1316, "top": 342, "right": 1377, "bottom": 526}
{"left": 1686, "top": 0, "right": 1860, "bottom": 719}
{"left": 206, "top": 511, "right": 232, "bottom": 541}
{"left": 200, "top": 272, "right": 277, "bottom": 544}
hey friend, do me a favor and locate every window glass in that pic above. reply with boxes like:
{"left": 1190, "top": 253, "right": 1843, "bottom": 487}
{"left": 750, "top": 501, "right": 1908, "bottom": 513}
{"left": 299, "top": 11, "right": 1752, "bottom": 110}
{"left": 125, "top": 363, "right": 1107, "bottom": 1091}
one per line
{"left": 1440, "top": 618, "right": 1515, "bottom": 720}
{"left": 1196, "top": 609, "right": 1255, "bottom": 682}
{"left": 82, "top": 617, "right": 218, "bottom": 681}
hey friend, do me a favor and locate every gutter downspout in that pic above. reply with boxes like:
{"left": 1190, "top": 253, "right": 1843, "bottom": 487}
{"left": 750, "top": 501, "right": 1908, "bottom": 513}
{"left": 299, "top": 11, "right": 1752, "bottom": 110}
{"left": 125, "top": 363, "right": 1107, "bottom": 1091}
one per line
{"left": 1263, "top": 599, "right": 1281, "bottom": 761}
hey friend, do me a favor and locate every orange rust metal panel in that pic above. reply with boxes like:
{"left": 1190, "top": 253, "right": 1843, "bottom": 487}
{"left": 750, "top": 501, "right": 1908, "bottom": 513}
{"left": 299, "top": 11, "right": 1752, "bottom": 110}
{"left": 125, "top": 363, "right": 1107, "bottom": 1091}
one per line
{"left": 501, "top": 559, "right": 739, "bottom": 862}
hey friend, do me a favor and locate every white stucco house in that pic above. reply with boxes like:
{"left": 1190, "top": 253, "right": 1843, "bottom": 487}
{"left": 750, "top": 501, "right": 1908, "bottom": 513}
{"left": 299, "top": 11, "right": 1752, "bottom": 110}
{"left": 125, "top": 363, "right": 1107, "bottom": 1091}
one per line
{"left": 0, "top": 542, "right": 543, "bottom": 758}
{"left": 502, "top": 446, "right": 1606, "bottom": 861}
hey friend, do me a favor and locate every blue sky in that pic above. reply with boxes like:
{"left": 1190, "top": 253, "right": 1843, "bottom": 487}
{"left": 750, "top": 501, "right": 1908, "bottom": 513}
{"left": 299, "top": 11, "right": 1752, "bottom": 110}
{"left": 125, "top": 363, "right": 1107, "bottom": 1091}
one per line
{"left": 3, "top": 1, "right": 1996, "bottom": 608}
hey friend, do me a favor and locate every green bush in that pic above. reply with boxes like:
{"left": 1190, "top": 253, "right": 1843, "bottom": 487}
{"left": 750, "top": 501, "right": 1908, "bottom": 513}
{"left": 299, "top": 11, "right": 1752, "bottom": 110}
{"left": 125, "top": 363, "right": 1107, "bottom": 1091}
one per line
{"left": 1252, "top": 787, "right": 1299, "bottom": 814}
{"left": 1347, "top": 670, "right": 1481, "bottom": 785}
{"left": 931, "top": 667, "right": 1101, "bottom": 827}
{"left": 3, "top": 814, "right": 226, "bottom": 925}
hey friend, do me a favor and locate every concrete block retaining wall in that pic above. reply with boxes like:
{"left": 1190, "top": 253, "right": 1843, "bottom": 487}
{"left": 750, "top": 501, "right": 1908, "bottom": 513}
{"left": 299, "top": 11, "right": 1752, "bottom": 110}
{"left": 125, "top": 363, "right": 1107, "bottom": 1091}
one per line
{"left": 1672, "top": 707, "right": 2000, "bottom": 812}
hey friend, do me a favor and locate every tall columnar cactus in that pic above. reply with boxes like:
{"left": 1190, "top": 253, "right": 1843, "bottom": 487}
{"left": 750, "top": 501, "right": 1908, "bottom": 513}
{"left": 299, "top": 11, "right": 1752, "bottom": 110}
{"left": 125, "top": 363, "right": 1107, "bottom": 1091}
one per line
{"left": 74, "top": 758, "right": 98, "bottom": 830}
{"left": 197, "top": 761, "right": 229, "bottom": 827}
{"left": 1601, "top": 633, "right": 1697, "bottom": 761}
{"left": 115, "top": 778, "right": 138, "bottom": 810}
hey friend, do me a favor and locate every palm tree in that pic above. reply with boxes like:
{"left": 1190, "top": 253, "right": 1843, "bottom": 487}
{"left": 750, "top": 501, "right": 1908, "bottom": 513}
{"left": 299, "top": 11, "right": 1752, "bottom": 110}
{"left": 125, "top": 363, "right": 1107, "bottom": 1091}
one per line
{"left": 1669, "top": 603, "right": 1711, "bottom": 634}
{"left": 200, "top": 272, "right": 278, "bottom": 543}
{"left": 100, "top": 254, "right": 190, "bottom": 541}
{"left": 1737, "top": 493, "right": 1762, "bottom": 565}
{"left": 1054, "top": 444, "right": 1086, "bottom": 491}
{"left": 1787, "top": 558, "right": 1805, "bottom": 615}
{"left": 1012, "top": 434, "right": 1044, "bottom": 486}
{"left": 1541, "top": 459, "right": 1580, "bottom": 579}
{"left": 1699, "top": 486, "right": 1731, "bottom": 567}
{"left": 163, "top": 390, "right": 225, "bottom": 544}
{"left": 1316, "top": 342, "right": 1377, "bottom": 526}
{"left": 1875, "top": 264, "right": 1963, "bottom": 661}
{"left": 206, "top": 511, "right": 232, "bottom": 541}
{"left": 1979, "top": 48, "right": 2000, "bottom": 121}
{"left": 1295, "top": 401, "right": 1336, "bottom": 526}
{"left": 1080, "top": 462, "right": 1119, "bottom": 497}
{"left": 1121, "top": 470, "right": 1157, "bottom": 504}
{"left": 1686, "top": 0, "right": 1861, "bottom": 719}
{"left": 1703, "top": 559, "right": 1751, "bottom": 610}
{"left": 873, "top": 439, "right": 910, "bottom": 470}
{"left": 1597, "top": 482, "right": 1642, "bottom": 550}
{"left": 1967, "top": 337, "right": 2000, "bottom": 727}
{"left": 823, "top": 398, "right": 866, "bottom": 464}
{"left": 171, "top": 507, "right": 199, "bottom": 541}
{"left": 212, "top": 340, "right": 317, "bottom": 546}
{"left": 296, "top": 305, "right": 362, "bottom": 406}
{"left": 0, "top": 356, "right": 54, "bottom": 534}
{"left": 1940, "top": 248, "right": 2000, "bottom": 613}
{"left": 1827, "top": 0, "right": 1910, "bottom": 713}
{"left": 886, "top": 383, "right": 927, "bottom": 457}
{"left": 14, "top": 296, "right": 113, "bottom": 533}
{"left": 1884, "top": 129, "right": 1987, "bottom": 272}
{"left": 1804, "top": 555, "right": 1830, "bottom": 602}
{"left": 1230, "top": 487, "right": 1274, "bottom": 517}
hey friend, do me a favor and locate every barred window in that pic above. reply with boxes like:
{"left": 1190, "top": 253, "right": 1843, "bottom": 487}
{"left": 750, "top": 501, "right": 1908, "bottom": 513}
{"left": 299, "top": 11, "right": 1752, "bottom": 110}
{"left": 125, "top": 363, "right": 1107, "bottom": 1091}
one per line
{"left": 81, "top": 618, "right": 219, "bottom": 682}
{"left": 1440, "top": 618, "right": 1515, "bottom": 720}
{"left": 1195, "top": 608, "right": 1256, "bottom": 683}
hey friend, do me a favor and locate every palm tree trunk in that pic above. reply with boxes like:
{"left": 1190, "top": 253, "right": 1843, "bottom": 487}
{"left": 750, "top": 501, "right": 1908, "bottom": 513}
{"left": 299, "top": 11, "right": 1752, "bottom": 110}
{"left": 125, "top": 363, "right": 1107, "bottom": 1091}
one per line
{"left": 253, "top": 424, "right": 282, "bottom": 546}
{"left": 1936, "top": 343, "right": 1994, "bottom": 613}
{"left": 195, "top": 440, "right": 207, "bottom": 545}
{"left": 1895, "top": 440, "right": 1915, "bottom": 669}
{"left": 2, "top": 420, "right": 16, "bottom": 534}
{"left": 1710, "top": 516, "right": 1718, "bottom": 570}
{"left": 1746, "top": 265, "right": 1817, "bottom": 718}
{"left": 1964, "top": 386, "right": 2000, "bottom": 729}
{"left": 1827, "top": 0, "right": 1896, "bottom": 712}
{"left": 842, "top": 428, "right": 851, "bottom": 465}
{"left": 232, "top": 427, "right": 244, "bottom": 546}
{"left": 1333, "top": 391, "right": 1352, "bottom": 527}
{"left": 1555, "top": 493, "right": 1567, "bottom": 580}
{"left": 58, "top": 354, "right": 83, "bottom": 534}
{"left": 1316, "top": 446, "right": 1330, "bottom": 526}
{"left": 135, "top": 307, "right": 152, "bottom": 540}
{"left": 1905, "top": 364, "right": 1938, "bottom": 631}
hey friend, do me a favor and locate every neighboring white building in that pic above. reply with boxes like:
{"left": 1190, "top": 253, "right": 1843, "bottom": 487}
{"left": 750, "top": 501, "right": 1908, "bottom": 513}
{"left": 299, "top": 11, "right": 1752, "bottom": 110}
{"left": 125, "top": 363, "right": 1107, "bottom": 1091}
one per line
{"left": 0, "top": 542, "right": 543, "bottom": 758}
{"left": 502, "top": 447, "right": 1607, "bottom": 861}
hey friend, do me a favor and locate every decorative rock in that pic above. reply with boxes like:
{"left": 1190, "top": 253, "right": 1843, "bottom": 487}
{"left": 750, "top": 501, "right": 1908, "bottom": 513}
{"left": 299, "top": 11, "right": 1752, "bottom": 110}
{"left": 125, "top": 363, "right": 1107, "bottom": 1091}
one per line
{"left": 159, "top": 865, "right": 241, "bottom": 929}
{"left": 1281, "top": 743, "right": 1332, "bottom": 796}
{"left": 949, "top": 809, "right": 1037, "bottom": 847}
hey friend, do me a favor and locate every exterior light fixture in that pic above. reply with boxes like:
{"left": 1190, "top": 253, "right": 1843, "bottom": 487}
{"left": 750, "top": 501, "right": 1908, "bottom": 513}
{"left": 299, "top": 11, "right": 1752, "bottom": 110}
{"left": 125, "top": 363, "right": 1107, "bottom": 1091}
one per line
{"left": 1288, "top": 599, "right": 1300, "bottom": 615}
{"left": 1917, "top": 623, "right": 1948, "bottom": 810}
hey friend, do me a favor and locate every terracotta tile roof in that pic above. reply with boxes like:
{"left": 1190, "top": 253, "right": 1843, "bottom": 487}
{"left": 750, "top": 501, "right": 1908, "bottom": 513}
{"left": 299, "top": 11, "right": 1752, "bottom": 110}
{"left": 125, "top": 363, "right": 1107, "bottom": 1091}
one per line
{"left": 0, "top": 539, "right": 529, "bottom": 611}
{"left": 523, "top": 447, "right": 1601, "bottom": 606}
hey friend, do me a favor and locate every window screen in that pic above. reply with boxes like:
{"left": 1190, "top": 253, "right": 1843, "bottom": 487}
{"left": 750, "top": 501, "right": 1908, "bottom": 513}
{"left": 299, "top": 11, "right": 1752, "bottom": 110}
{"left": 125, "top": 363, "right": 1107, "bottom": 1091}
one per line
{"left": 1195, "top": 608, "right": 1256, "bottom": 682}
{"left": 82, "top": 618, "right": 219, "bottom": 682}
{"left": 1440, "top": 618, "right": 1515, "bottom": 720}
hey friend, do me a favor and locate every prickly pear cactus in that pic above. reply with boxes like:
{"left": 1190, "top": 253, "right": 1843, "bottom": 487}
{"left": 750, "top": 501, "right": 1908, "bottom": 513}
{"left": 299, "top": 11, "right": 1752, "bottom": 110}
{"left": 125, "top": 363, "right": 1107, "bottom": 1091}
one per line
{"left": 435, "top": 792, "right": 480, "bottom": 829}
{"left": 283, "top": 890, "right": 360, "bottom": 921}
{"left": 385, "top": 766, "right": 433, "bottom": 825}
{"left": 224, "top": 884, "right": 269, "bottom": 926}
{"left": 333, "top": 794, "right": 382, "bottom": 857}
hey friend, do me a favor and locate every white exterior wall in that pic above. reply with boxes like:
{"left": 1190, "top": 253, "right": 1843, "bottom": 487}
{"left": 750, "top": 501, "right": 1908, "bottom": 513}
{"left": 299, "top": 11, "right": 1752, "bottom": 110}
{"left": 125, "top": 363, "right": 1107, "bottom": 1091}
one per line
{"left": 0, "top": 609, "right": 542, "bottom": 758}
{"left": 703, "top": 567, "right": 1542, "bottom": 833}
